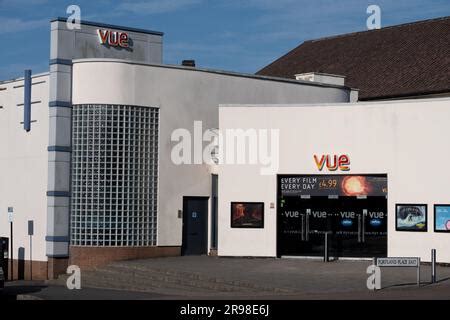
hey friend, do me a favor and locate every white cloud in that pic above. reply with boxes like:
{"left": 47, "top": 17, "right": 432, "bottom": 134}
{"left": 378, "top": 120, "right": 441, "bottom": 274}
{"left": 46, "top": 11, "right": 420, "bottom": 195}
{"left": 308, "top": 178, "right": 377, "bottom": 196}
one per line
{"left": 0, "top": 17, "right": 48, "bottom": 34}
{"left": 117, "top": 0, "right": 203, "bottom": 15}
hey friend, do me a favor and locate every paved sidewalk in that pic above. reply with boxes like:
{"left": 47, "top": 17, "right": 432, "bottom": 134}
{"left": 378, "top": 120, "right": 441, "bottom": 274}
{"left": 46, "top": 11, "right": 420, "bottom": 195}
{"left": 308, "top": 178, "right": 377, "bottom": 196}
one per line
{"left": 2, "top": 256, "right": 450, "bottom": 300}
{"left": 0, "top": 281, "right": 175, "bottom": 300}
{"left": 115, "top": 256, "right": 450, "bottom": 296}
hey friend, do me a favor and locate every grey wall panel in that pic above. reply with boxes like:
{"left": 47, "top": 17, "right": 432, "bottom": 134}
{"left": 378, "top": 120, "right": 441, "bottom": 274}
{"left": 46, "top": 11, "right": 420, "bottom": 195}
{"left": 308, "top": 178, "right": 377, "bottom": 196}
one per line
{"left": 46, "top": 19, "right": 163, "bottom": 257}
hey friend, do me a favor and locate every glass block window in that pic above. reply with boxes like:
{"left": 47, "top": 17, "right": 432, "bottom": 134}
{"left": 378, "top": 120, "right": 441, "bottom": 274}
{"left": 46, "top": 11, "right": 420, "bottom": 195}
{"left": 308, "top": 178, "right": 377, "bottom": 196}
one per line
{"left": 71, "top": 104, "right": 159, "bottom": 246}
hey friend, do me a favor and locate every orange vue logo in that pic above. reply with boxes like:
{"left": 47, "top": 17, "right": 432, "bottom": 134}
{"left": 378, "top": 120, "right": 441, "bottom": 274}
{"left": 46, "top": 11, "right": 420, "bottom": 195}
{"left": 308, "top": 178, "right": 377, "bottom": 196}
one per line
{"left": 97, "top": 29, "right": 129, "bottom": 48}
{"left": 314, "top": 154, "right": 350, "bottom": 171}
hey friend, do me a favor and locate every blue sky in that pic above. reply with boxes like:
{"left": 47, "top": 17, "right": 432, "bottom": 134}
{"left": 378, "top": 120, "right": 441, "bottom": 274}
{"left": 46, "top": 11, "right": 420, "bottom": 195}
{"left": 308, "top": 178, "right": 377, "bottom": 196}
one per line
{"left": 0, "top": 0, "right": 449, "bottom": 80}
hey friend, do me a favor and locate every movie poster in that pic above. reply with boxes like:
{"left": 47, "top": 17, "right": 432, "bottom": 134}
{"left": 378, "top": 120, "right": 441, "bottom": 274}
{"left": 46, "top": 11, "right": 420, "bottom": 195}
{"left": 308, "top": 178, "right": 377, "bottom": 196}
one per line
{"left": 396, "top": 204, "right": 427, "bottom": 232}
{"left": 435, "top": 205, "right": 450, "bottom": 232}
{"left": 231, "top": 202, "right": 264, "bottom": 228}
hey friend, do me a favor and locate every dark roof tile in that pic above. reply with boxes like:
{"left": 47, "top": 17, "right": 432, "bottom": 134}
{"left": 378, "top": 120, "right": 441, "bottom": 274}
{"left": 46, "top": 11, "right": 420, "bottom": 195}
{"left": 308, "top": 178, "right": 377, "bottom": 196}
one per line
{"left": 256, "top": 17, "right": 450, "bottom": 100}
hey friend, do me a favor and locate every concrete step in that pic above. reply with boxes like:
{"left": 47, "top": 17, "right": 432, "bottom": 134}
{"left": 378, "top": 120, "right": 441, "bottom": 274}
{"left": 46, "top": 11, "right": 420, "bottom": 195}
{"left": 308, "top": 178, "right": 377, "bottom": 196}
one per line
{"left": 110, "top": 262, "right": 294, "bottom": 294}
{"left": 80, "top": 271, "right": 217, "bottom": 296}
{"left": 50, "top": 261, "right": 296, "bottom": 296}
{"left": 53, "top": 269, "right": 218, "bottom": 296}
{"left": 88, "top": 266, "right": 262, "bottom": 293}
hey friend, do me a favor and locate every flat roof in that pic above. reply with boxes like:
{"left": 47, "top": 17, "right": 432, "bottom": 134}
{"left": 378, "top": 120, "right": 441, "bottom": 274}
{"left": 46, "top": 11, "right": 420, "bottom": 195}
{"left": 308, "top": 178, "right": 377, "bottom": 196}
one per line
{"left": 51, "top": 17, "right": 164, "bottom": 36}
{"left": 219, "top": 96, "right": 450, "bottom": 108}
{"left": 72, "top": 58, "right": 355, "bottom": 91}
{"left": 0, "top": 72, "right": 50, "bottom": 85}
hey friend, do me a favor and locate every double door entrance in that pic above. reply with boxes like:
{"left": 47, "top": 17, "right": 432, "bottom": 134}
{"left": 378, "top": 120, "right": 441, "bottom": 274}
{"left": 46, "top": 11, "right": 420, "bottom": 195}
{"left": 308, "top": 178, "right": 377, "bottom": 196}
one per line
{"left": 277, "top": 175, "right": 388, "bottom": 258}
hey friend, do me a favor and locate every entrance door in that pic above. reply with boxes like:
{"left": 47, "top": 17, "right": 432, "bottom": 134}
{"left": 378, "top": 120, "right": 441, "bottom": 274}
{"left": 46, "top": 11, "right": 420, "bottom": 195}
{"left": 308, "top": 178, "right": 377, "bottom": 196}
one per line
{"left": 277, "top": 198, "right": 308, "bottom": 256}
{"left": 182, "top": 197, "right": 209, "bottom": 255}
{"left": 331, "top": 197, "right": 365, "bottom": 257}
{"left": 302, "top": 197, "right": 336, "bottom": 256}
{"left": 277, "top": 174, "right": 388, "bottom": 258}
{"left": 331, "top": 196, "right": 387, "bottom": 257}
{"left": 278, "top": 197, "right": 333, "bottom": 257}
{"left": 278, "top": 196, "right": 387, "bottom": 257}
{"left": 302, "top": 197, "right": 333, "bottom": 256}
{"left": 359, "top": 196, "right": 387, "bottom": 257}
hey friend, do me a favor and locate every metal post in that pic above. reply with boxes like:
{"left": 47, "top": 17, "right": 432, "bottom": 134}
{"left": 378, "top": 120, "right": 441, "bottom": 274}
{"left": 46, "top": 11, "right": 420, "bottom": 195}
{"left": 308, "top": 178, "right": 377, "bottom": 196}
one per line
{"left": 10, "top": 222, "right": 13, "bottom": 281}
{"left": 29, "top": 235, "right": 32, "bottom": 281}
{"left": 357, "top": 216, "right": 361, "bottom": 243}
{"left": 301, "top": 215, "right": 305, "bottom": 241}
{"left": 324, "top": 232, "right": 328, "bottom": 262}
{"left": 431, "top": 249, "right": 436, "bottom": 284}
{"left": 28, "top": 220, "right": 34, "bottom": 281}
{"left": 417, "top": 258, "right": 421, "bottom": 287}
{"left": 305, "top": 209, "right": 310, "bottom": 241}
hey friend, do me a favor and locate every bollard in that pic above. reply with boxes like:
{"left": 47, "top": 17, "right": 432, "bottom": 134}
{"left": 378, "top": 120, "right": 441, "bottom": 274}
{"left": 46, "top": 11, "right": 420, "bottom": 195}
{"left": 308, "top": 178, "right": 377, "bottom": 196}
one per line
{"left": 417, "top": 258, "right": 421, "bottom": 287}
{"left": 431, "top": 249, "right": 437, "bottom": 283}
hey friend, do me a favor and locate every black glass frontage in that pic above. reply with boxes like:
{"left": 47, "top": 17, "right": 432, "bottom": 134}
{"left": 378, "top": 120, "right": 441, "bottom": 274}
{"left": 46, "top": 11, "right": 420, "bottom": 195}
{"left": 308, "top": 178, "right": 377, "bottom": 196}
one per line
{"left": 277, "top": 175, "right": 387, "bottom": 258}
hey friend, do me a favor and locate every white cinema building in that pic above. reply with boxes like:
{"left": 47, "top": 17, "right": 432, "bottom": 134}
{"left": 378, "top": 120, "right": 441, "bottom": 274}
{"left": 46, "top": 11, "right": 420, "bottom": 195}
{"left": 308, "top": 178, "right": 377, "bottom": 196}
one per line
{"left": 0, "top": 18, "right": 356, "bottom": 280}
{"left": 1, "top": 17, "right": 449, "bottom": 281}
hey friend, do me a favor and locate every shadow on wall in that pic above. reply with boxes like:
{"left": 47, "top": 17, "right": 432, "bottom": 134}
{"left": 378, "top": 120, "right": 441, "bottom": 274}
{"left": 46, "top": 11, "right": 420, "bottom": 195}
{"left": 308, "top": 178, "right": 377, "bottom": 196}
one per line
{"left": 18, "top": 247, "right": 25, "bottom": 280}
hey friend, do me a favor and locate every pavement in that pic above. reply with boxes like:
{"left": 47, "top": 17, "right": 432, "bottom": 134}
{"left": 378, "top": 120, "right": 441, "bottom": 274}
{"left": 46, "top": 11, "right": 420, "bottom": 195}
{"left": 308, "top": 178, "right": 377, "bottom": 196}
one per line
{"left": 1, "top": 256, "right": 450, "bottom": 300}
{"left": 0, "top": 281, "right": 174, "bottom": 300}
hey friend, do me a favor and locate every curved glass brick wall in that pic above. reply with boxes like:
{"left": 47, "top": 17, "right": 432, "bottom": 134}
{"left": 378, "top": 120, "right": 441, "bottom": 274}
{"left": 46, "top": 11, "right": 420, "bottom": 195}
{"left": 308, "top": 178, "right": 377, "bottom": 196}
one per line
{"left": 70, "top": 104, "right": 159, "bottom": 246}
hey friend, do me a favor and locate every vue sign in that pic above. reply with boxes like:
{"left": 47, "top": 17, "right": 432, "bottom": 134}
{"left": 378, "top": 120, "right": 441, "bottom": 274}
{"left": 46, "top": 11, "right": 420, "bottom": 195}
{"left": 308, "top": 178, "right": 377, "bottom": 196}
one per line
{"left": 97, "top": 29, "right": 129, "bottom": 48}
{"left": 314, "top": 154, "right": 350, "bottom": 171}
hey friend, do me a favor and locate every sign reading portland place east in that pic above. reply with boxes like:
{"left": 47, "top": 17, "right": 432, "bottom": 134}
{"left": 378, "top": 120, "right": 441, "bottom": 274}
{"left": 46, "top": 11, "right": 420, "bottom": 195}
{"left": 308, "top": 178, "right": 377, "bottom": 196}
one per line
{"left": 377, "top": 257, "right": 419, "bottom": 267}
{"left": 279, "top": 175, "right": 387, "bottom": 197}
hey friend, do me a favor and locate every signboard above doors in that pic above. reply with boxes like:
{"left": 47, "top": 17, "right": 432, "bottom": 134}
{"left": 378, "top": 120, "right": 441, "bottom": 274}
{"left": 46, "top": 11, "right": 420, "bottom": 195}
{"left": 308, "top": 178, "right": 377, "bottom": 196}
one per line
{"left": 279, "top": 174, "right": 387, "bottom": 197}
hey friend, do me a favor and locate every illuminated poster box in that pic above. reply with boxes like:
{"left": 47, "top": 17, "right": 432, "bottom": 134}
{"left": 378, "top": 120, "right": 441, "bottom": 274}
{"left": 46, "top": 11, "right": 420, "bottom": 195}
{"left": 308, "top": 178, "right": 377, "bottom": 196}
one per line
{"left": 434, "top": 205, "right": 450, "bottom": 232}
{"left": 396, "top": 204, "right": 427, "bottom": 232}
{"left": 231, "top": 202, "right": 264, "bottom": 228}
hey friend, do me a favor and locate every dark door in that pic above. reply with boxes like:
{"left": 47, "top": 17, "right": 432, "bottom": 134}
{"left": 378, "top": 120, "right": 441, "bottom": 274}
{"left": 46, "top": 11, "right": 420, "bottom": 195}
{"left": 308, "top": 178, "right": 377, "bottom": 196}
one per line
{"left": 278, "top": 198, "right": 308, "bottom": 256}
{"left": 304, "top": 198, "right": 334, "bottom": 256}
{"left": 331, "top": 197, "right": 365, "bottom": 257}
{"left": 182, "top": 197, "right": 209, "bottom": 255}
{"left": 278, "top": 196, "right": 332, "bottom": 257}
{"left": 359, "top": 196, "right": 388, "bottom": 257}
{"left": 331, "top": 196, "right": 387, "bottom": 258}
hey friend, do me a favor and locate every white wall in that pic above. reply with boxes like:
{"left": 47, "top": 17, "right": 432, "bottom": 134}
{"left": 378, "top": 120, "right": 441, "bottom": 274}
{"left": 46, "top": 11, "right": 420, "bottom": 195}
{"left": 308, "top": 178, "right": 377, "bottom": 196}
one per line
{"left": 71, "top": 59, "right": 351, "bottom": 249}
{"left": 0, "top": 74, "right": 49, "bottom": 261}
{"left": 219, "top": 98, "right": 450, "bottom": 263}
